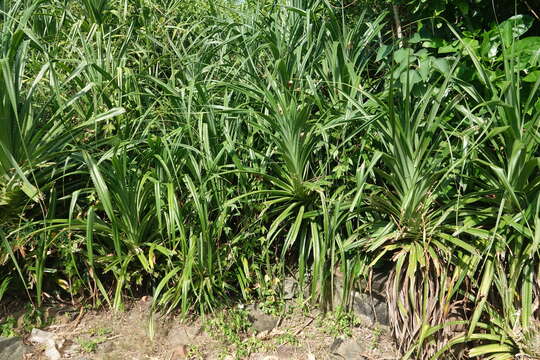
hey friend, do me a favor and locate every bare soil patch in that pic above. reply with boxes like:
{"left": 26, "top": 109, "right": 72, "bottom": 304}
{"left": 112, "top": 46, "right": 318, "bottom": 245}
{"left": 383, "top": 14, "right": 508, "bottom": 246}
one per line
{"left": 1, "top": 297, "right": 398, "bottom": 360}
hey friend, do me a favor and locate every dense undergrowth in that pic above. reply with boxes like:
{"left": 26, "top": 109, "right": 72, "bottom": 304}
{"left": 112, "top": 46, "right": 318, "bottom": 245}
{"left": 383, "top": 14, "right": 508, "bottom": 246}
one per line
{"left": 1, "top": 0, "right": 540, "bottom": 358}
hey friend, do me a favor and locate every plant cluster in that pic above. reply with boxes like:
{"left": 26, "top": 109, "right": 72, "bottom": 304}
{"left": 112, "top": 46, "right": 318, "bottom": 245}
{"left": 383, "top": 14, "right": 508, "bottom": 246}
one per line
{"left": 205, "top": 308, "right": 264, "bottom": 358}
{"left": 1, "top": 0, "right": 540, "bottom": 358}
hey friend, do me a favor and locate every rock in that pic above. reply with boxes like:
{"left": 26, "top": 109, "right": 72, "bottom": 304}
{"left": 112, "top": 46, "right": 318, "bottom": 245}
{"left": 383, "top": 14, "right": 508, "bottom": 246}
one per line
{"left": 29, "top": 328, "right": 63, "bottom": 360}
{"left": 369, "top": 271, "right": 387, "bottom": 295}
{"left": 283, "top": 275, "right": 310, "bottom": 300}
{"left": 283, "top": 276, "right": 298, "bottom": 300}
{"left": 0, "top": 336, "right": 27, "bottom": 360}
{"left": 251, "top": 312, "right": 278, "bottom": 333}
{"left": 333, "top": 271, "right": 390, "bottom": 326}
{"left": 247, "top": 306, "right": 279, "bottom": 334}
{"left": 329, "top": 336, "right": 368, "bottom": 360}
{"left": 350, "top": 291, "right": 389, "bottom": 326}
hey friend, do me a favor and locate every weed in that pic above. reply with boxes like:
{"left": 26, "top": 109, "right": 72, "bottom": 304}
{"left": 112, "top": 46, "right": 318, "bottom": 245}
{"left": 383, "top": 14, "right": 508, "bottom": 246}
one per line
{"left": 206, "top": 309, "right": 265, "bottom": 358}
{"left": 235, "top": 336, "right": 265, "bottom": 358}
{"left": 19, "top": 306, "right": 50, "bottom": 333}
{"left": 0, "top": 316, "right": 17, "bottom": 337}
{"left": 89, "top": 327, "right": 112, "bottom": 337}
{"left": 318, "top": 310, "right": 360, "bottom": 338}
{"left": 257, "top": 275, "right": 285, "bottom": 316}
{"left": 187, "top": 344, "right": 205, "bottom": 359}
{"left": 76, "top": 336, "right": 107, "bottom": 353}
{"left": 370, "top": 326, "right": 384, "bottom": 350}
{"left": 275, "top": 331, "right": 299, "bottom": 346}
{"left": 205, "top": 308, "right": 251, "bottom": 344}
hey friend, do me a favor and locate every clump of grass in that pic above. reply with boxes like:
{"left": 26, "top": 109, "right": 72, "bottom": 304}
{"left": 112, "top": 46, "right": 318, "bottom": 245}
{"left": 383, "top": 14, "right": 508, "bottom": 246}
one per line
{"left": 0, "top": 316, "right": 17, "bottom": 337}
{"left": 318, "top": 309, "right": 361, "bottom": 338}
{"left": 205, "top": 308, "right": 265, "bottom": 358}
{"left": 205, "top": 309, "right": 251, "bottom": 344}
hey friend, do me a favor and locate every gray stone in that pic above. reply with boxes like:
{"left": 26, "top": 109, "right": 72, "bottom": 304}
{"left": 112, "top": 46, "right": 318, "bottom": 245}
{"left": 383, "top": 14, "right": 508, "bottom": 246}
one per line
{"left": 283, "top": 276, "right": 310, "bottom": 300}
{"left": 246, "top": 305, "right": 279, "bottom": 333}
{"left": 332, "top": 271, "right": 390, "bottom": 326}
{"left": 0, "top": 336, "right": 27, "bottom": 360}
{"left": 368, "top": 270, "right": 387, "bottom": 295}
{"left": 29, "top": 328, "right": 62, "bottom": 360}
{"left": 283, "top": 276, "right": 298, "bottom": 300}
{"left": 329, "top": 336, "right": 368, "bottom": 360}
{"left": 350, "top": 291, "right": 389, "bottom": 326}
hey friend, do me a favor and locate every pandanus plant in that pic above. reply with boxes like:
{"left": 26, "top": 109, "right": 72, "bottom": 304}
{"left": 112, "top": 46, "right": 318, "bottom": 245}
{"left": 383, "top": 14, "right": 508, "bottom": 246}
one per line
{"left": 349, "top": 50, "right": 477, "bottom": 358}
{"left": 432, "top": 16, "right": 540, "bottom": 360}
{"left": 1, "top": 0, "right": 43, "bottom": 206}
{"left": 0, "top": 0, "right": 124, "bottom": 307}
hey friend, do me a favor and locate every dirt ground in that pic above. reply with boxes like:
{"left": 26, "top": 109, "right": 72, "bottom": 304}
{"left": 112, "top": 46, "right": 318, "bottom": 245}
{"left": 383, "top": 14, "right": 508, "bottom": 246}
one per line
{"left": 1, "top": 296, "right": 398, "bottom": 360}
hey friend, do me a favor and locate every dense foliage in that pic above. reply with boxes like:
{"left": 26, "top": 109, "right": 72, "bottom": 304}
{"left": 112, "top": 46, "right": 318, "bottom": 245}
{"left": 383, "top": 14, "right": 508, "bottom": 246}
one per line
{"left": 1, "top": 0, "right": 540, "bottom": 358}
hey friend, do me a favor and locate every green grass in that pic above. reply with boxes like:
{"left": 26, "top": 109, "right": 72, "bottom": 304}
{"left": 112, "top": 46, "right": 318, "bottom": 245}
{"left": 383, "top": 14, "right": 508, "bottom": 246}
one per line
{"left": 1, "top": 0, "right": 540, "bottom": 358}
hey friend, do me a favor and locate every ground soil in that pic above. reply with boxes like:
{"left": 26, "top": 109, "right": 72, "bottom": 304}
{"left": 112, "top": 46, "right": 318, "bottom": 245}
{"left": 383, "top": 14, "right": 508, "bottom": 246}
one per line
{"left": 1, "top": 296, "right": 398, "bottom": 360}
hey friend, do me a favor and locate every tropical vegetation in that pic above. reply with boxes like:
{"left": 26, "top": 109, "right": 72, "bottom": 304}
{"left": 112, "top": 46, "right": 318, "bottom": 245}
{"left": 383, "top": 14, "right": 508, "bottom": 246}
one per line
{"left": 1, "top": 0, "right": 540, "bottom": 358}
